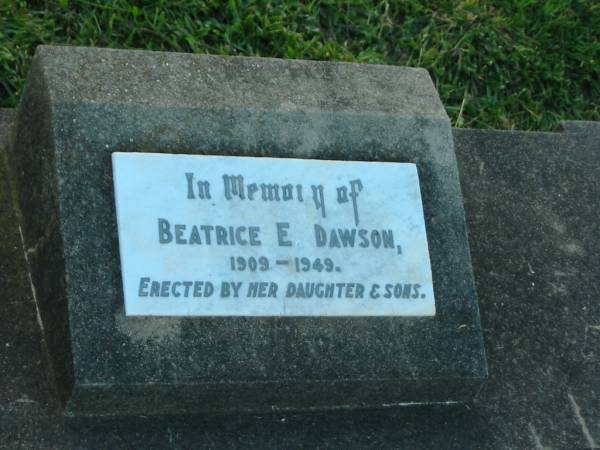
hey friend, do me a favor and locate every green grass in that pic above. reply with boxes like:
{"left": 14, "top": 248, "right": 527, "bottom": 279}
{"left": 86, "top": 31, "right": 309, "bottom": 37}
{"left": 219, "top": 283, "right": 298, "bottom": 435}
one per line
{"left": 1, "top": 0, "right": 598, "bottom": 130}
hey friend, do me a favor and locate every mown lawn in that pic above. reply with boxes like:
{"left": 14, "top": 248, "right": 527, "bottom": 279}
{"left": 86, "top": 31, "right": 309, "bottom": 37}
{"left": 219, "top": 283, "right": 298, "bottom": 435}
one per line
{"left": 1, "top": 0, "right": 598, "bottom": 130}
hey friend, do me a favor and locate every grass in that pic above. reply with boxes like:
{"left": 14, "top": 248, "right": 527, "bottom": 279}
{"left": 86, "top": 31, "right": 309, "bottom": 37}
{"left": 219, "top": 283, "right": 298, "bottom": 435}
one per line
{"left": 0, "top": 0, "right": 598, "bottom": 130}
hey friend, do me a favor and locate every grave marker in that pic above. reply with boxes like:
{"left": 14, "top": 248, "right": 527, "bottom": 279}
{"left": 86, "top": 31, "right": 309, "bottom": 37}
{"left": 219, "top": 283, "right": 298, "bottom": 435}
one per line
{"left": 8, "top": 45, "right": 486, "bottom": 416}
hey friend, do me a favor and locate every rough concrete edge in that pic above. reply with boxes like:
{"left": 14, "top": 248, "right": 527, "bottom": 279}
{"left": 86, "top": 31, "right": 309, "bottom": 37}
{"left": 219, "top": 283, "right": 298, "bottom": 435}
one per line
{"left": 34, "top": 45, "right": 447, "bottom": 119}
{"left": 1, "top": 108, "right": 65, "bottom": 411}
{"left": 63, "top": 375, "right": 483, "bottom": 418}
{"left": 454, "top": 120, "right": 600, "bottom": 137}
{"left": 557, "top": 120, "right": 600, "bottom": 135}
{"left": 35, "top": 43, "right": 433, "bottom": 79}
{"left": 5, "top": 47, "right": 73, "bottom": 410}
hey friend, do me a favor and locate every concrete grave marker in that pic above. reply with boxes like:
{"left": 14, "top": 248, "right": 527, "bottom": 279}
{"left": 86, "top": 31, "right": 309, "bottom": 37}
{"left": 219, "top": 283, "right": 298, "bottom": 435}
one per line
{"left": 8, "top": 45, "right": 486, "bottom": 416}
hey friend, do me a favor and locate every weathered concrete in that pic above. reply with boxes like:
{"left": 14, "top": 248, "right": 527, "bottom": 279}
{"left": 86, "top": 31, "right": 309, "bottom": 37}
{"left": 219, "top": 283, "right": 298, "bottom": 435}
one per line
{"left": 6, "top": 46, "right": 485, "bottom": 416}
{"left": 2, "top": 110, "right": 599, "bottom": 447}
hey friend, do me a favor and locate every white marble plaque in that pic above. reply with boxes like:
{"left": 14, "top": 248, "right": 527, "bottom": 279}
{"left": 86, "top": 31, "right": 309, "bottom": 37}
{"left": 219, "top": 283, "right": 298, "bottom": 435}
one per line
{"left": 112, "top": 153, "right": 435, "bottom": 316}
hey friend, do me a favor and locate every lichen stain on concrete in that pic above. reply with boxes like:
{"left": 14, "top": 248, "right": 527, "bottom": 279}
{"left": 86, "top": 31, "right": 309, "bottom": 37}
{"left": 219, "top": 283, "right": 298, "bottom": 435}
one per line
{"left": 560, "top": 241, "right": 585, "bottom": 257}
{"left": 539, "top": 207, "right": 585, "bottom": 256}
{"left": 115, "top": 313, "right": 182, "bottom": 343}
{"left": 538, "top": 204, "right": 567, "bottom": 235}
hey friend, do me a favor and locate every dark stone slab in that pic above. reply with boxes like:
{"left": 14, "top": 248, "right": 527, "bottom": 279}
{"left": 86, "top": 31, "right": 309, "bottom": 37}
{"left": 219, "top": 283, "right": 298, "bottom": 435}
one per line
{"left": 454, "top": 126, "right": 600, "bottom": 450}
{"left": 2, "top": 104, "right": 600, "bottom": 447}
{"left": 7, "top": 46, "right": 485, "bottom": 416}
{"left": 6, "top": 43, "right": 598, "bottom": 447}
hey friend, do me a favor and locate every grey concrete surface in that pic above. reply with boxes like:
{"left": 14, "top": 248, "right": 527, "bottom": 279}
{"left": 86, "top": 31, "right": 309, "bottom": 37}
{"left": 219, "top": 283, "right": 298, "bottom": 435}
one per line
{"left": 2, "top": 109, "right": 599, "bottom": 447}
{"left": 6, "top": 46, "right": 485, "bottom": 415}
